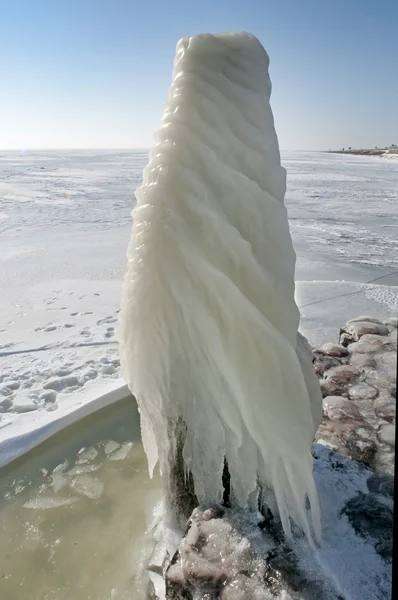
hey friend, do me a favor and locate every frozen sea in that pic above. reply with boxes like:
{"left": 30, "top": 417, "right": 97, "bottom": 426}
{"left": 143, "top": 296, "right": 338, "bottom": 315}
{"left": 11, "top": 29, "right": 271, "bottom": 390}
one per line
{"left": 1, "top": 149, "right": 398, "bottom": 464}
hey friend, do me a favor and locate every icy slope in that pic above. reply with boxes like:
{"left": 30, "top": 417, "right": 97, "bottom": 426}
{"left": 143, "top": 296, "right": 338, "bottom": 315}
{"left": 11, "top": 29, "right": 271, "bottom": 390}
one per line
{"left": 120, "top": 32, "right": 322, "bottom": 543}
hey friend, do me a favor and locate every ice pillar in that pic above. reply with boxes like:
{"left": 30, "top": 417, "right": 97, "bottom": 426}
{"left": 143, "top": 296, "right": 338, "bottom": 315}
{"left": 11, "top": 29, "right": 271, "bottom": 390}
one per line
{"left": 120, "top": 32, "right": 322, "bottom": 545}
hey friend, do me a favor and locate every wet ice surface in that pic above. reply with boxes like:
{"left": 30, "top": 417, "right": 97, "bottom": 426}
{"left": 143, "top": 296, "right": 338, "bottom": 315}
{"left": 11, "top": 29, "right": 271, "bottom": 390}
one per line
{"left": 0, "top": 398, "right": 160, "bottom": 600}
{"left": 284, "top": 151, "right": 398, "bottom": 278}
{"left": 1, "top": 150, "right": 398, "bottom": 459}
{"left": 0, "top": 150, "right": 147, "bottom": 234}
{"left": 1, "top": 150, "right": 397, "bottom": 285}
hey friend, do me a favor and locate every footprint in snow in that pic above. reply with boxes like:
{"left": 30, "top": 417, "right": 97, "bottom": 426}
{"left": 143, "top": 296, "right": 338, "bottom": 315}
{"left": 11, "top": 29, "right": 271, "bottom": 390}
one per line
{"left": 97, "top": 316, "right": 117, "bottom": 326}
{"left": 35, "top": 324, "right": 57, "bottom": 333}
{"left": 0, "top": 342, "right": 15, "bottom": 350}
{"left": 43, "top": 375, "right": 80, "bottom": 392}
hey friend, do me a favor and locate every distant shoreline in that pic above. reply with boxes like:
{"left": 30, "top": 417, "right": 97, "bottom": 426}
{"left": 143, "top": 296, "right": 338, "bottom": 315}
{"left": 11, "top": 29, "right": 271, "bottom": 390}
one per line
{"left": 326, "top": 148, "right": 398, "bottom": 157}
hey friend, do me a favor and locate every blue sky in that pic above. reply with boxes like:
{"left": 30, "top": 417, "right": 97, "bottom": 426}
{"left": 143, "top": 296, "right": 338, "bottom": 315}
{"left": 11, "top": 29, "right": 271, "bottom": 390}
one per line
{"left": 1, "top": 0, "right": 397, "bottom": 150}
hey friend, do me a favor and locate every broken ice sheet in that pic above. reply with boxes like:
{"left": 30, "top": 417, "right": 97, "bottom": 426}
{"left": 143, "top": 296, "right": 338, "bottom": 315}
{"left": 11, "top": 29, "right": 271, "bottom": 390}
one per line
{"left": 23, "top": 496, "right": 79, "bottom": 509}
{"left": 107, "top": 441, "right": 133, "bottom": 461}
{"left": 70, "top": 475, "right": 104, "bottom": 499}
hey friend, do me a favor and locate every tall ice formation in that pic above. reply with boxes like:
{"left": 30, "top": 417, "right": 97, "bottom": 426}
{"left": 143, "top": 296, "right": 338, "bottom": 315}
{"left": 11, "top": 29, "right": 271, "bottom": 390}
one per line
{"left": 120, "top": 32, "right": 322, "bottom": 545}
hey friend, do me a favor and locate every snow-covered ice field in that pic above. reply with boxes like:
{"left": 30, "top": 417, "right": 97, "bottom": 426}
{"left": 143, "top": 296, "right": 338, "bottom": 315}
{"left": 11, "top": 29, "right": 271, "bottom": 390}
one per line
{"left": 1, "top": 149, "right": 397, "bottom": 466}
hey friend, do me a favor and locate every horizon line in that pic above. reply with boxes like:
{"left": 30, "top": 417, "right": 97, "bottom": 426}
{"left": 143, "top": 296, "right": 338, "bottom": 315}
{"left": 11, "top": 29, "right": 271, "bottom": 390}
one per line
{"left": 0, "top": 147, "right": 324, "bottom": 152}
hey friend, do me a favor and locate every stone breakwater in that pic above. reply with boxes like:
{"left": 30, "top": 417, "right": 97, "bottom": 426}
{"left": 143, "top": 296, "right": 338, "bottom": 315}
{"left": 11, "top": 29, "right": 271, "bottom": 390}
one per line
{"left": 313, "top": 315, "right": 396, "bottom": 475}
{"left": 148, "top": 316, "right": 396, "bottom": 600}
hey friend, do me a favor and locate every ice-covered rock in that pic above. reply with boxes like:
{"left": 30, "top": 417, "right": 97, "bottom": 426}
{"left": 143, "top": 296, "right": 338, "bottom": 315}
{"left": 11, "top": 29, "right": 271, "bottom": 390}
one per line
{"left": 325, "top": 365, "right": 359, "bottom": 384}
{"left": 375, "top": 404, "right": 395, "bottom": 422}
{"left": 342, "top": 493, "right": 393, "bottom": 562}
{"left": 322, "top": 396, "right": 361, "bottom": 421}
{"left": 313, "top": 315, "right": 396, "bottom": 474}
{"left": 389, "top": 329, "right": 397, "bottom": 343}
{"left": 148, "top": 443, "right": 393, "bottom": 599}
{"left": 347, "top": 335, "right": 392, "bottom": 354}
{"left": 319, "top": 343, "right": 348, "bottom": 358}
{"left": 163, "top": 442, "right": 393, "bottom": 599}
{"left": 340, "top": 320, "right": 389, "bottom": 346}
{"left": 312, "top": 354, "right": 341, "bottom": 377}
{"left": 377, "top": 424, "right": 395, "bottom": 447}
{"left": 366, "top": 473, "right": 394, "bottom": 498}
{"left": 349, "top": 353, "right": 376, "bottom": 369}
{"left": 347, "top": 316, "right": 383, "bottom": 325}
{"left": 348, "top": 384, "right": 378, "bottom": 401}
{"left": 383, "top": 317, "right": 398, "bottom": 328}
{"left": 319, "top": 378, "right": 346, "bottom": 398}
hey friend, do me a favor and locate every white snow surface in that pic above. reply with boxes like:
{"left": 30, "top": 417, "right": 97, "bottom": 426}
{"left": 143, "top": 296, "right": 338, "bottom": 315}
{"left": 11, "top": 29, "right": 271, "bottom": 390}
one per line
{"left": 1, "top": 147, "right": 398, "bottom": 471}
{"left": 120, "top": 32, "right": 324, "bottom": 545}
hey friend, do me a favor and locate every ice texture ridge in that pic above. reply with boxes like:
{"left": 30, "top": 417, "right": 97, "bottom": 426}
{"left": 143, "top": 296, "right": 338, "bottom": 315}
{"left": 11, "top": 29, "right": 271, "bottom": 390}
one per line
{"left": 120, "top": 32, "right": 322, "bottom": 545}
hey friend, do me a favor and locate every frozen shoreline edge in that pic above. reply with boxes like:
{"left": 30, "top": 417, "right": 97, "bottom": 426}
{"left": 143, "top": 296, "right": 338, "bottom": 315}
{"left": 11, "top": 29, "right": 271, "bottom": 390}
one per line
{"left": 0, "top": 378, "right": 130, "bottom": 469}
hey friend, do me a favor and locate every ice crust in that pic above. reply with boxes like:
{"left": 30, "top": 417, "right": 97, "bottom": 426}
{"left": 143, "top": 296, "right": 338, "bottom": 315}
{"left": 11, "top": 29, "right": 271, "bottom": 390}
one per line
{"left": 120, "top": 32, "right": 322, "bottom": 544}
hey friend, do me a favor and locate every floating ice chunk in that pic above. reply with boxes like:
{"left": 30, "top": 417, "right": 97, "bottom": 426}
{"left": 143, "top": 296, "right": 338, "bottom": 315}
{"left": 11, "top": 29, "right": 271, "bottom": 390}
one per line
{"left": 66, "top": 463, "right": 101, "bottom": 476}
{"left": 104, "top": 440, "right": 120, "bottom": 455}
{"left": 77, "top": 446, "right": 99, "bottom": 463}
{"left": 23, "top": 496, "right": 79, "bottom": 509}
{"left": 52, "top": 460, "right": 69, "bottom": 475}
{"left": 11, "top": 479, "right": 25, "bottom": 495}
{"left": 108, "top": 441, "right": 133, "bottom": 461}
{"left": 70, "top": 475, "right": 104, "bottom": 499}
{"left": 50, "top": 472, "right": 68, "bottom": 493}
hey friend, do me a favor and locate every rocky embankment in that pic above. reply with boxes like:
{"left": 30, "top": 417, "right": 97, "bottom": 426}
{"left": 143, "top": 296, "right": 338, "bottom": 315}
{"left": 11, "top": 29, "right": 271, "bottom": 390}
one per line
{"left": 149, "top": 316, "right": 396, "bottom": 600}
{"left": 314, "top": 315, "right": 396, "bottom": 475}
